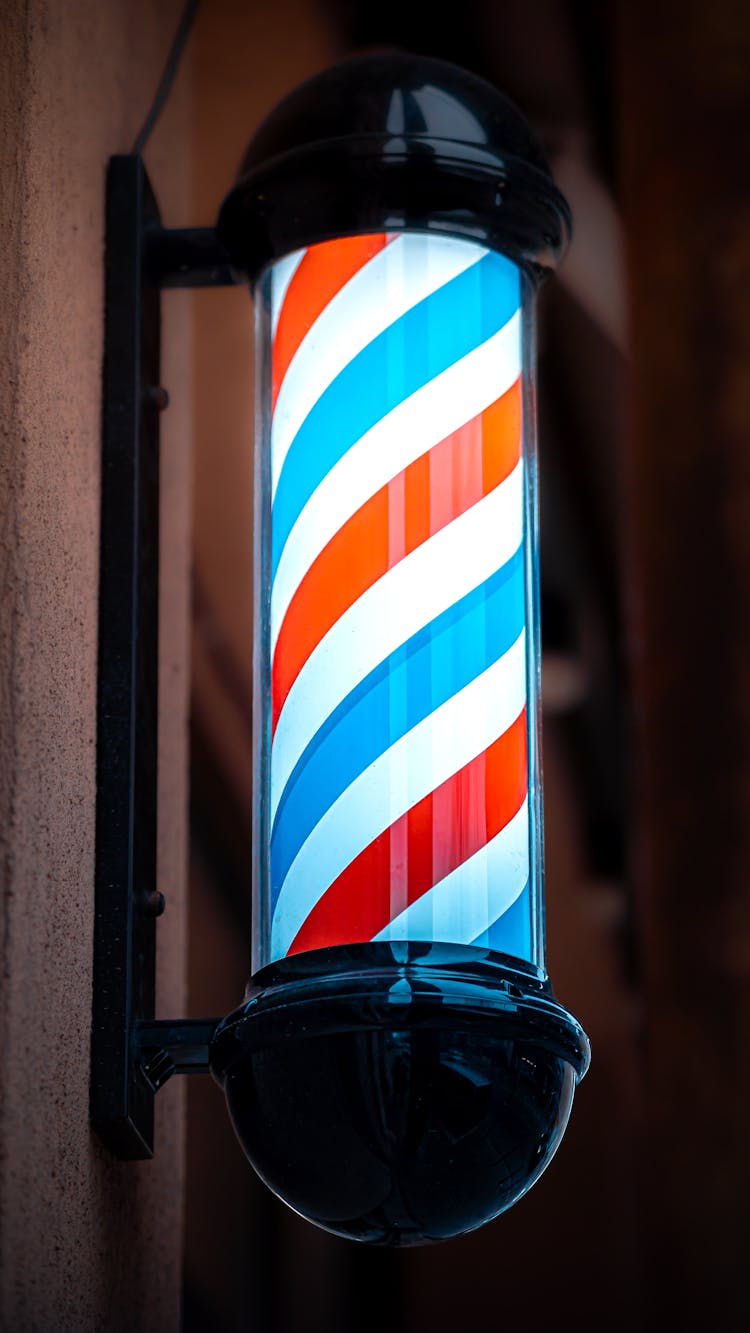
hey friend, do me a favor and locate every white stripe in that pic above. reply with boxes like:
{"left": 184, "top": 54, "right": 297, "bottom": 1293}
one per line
{"left": 373, "top": 798, "right": 529, "bottom": 944}
{"left": 271, "top": 311, "right": 522, "bottom": 653}
{"left": 271, "top": 461, "right": 524, "bottom": 823}
{"left": 270, "top": 632, "right": 527, "bottom": 959}
{"left": 271, "top": 249, "right": 305, "bottom": 338}
{"left": 270, "top": 232, "right": 487, "bottom": 498}
{"left": 273, "top": 463, "right": 524, "bottom": 821}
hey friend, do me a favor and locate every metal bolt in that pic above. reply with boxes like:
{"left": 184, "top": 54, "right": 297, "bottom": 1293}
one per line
{"left": 146, "top": 889, "right": 166, "bottom": 917}
{"left": 143, "top": 384, "right": 169, "bottom": 411}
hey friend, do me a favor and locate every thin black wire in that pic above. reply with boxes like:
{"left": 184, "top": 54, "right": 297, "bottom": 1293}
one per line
{"left": 131, "top": 0, "right": 201, "bottom": 155}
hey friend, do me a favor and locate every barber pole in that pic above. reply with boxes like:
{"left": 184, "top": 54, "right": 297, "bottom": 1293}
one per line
{"left": 210, "top": 53, "right": 589, "bottom": 1246}
{"left": 261, "top": 232, "right": 538, "bottom": 970}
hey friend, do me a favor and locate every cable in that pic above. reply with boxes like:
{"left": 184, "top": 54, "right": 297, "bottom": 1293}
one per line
{"left": 131, "top": 0, "right": 201, "bottom": 156}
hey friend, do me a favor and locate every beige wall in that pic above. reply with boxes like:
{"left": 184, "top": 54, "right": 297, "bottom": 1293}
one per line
{"left": 0, "top": 2, "right": 191, "bottom": 1328}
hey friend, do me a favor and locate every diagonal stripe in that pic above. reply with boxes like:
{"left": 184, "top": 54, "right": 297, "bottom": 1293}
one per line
{"left": 272, "top": 251, "right": 521, "bottom": 573}
{"left": 271, "top": 232, "right": 493, "bottom": 501}
{"left": 287, "top": 715, "right": 528, "bottom": 954}
{"left": 271, "top": 249, "right": 305, "bottom": 339}
{"left": 374, "top": 800, "right": 530, "bottom": 946}
{"left": 272, "top": 234, "right": 390, "bottom": 410}
{"left": 272, "top": 381, "right": 522, "bottom": 719}
{"left": 271, "top": 461, "right": 524, "bottom": 817}
{"left": 270, "top": 634, "right": 527, "bottom": 959}
{"left": 470, "top": 882, "right": 532, "bottom": 959}
{"left": 270, "top": 316, "right": 522, "bottom": 650}
{"left": 270, "top": 554, "right": 526, "bottom": 884}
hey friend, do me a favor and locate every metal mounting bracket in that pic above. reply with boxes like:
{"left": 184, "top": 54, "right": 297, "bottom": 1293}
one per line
{"left": 91, "top": 155, "right": 238, "bottom": 1159}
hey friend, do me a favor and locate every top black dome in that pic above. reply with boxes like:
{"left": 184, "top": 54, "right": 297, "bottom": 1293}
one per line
{"left": 218, "top": 52, "right": 570, "bottom": 283}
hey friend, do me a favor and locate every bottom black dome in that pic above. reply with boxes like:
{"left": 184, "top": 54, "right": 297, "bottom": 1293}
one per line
{"left": 210, "top": 943, "right": 589, "bottom": 1246}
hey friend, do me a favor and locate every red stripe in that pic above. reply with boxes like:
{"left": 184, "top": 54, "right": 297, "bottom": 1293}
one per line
{"left": 272, "top": 379, "right": 522, "bottom": 734}
{"left": 272, "top": 234, "right": 390, "bottom": 411}
{"left": 287, "top": 708, "right": 528, "bottom": 955}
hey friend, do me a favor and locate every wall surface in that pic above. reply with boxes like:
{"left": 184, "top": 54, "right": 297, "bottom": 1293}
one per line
{"left": 619, "top": 3, "right": 750, "bottom": 1324}
{"left": 0, "top": 2, "right": 191, "bottom": 1328}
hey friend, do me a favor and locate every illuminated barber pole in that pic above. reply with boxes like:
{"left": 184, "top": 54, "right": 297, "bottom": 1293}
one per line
{"left": 211, "top": 52, "right": 590, "bottom": 1246}
{"left": 254, "top": 232, "right": 539, "bottom": 971}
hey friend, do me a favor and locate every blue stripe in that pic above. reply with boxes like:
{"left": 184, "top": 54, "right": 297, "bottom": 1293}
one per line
{"left": 471, "top": 883, "right": 532, "bottom": 961}
{"left": 270, "top": 548, "right": 526, "bottom": 909}
{"left": 271, "top": 251, "right": 521, "bottom": 580}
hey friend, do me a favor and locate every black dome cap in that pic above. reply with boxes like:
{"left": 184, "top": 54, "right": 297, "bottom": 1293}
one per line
{"left": 218, "top": 52, "right": 571, "bottom": 283}
{"left": 209, "top": 943, "right": 590, "bottom": 1246}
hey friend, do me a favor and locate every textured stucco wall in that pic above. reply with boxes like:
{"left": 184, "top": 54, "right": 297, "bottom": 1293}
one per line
{"left": 0, "top": 2, "right": 191, "bottom": 1328}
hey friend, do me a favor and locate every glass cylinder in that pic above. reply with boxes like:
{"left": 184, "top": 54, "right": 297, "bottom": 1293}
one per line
{"left": 251, "top": 230, "right": 545, "bottom": 979}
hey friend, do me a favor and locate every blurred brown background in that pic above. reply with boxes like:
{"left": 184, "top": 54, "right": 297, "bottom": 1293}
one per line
{"left": 183, "top": 2, "right": 749, "bottom": 1330}
{"left": 2, "top": 0, "right": 749, "bottom": 1329}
